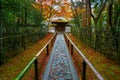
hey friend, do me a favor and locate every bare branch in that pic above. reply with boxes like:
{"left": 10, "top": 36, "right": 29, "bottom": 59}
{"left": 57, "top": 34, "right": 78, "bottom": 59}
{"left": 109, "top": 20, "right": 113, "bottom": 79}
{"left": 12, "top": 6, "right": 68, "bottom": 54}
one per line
{"left": 89, "top": 0, "right": 107, "bottom": 22}
{"left": 96, "top": 0, "right": 107, "bottom": 21}
{"left": 88, "top": 0, "right": 96, "bottom": 22}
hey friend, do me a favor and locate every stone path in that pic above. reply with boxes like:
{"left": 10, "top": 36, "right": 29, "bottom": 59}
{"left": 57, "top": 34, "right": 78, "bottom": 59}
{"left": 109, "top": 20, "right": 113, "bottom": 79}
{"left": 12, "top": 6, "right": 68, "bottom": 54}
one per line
{"left": 42, "top": 33, "right": 79, "bottom": 80}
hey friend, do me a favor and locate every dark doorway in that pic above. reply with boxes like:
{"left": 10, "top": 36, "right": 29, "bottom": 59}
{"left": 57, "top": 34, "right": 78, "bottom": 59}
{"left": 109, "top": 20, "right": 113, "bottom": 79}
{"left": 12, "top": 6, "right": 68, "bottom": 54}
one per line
{"left": 52, "top": 22, "right": 68, "bottom": 32}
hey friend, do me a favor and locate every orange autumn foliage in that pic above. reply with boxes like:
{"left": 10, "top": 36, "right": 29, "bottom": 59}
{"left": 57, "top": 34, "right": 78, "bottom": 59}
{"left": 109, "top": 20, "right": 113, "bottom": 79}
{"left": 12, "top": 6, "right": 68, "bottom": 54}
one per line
{"left": 32, "top": 0, "right": 84, "bottom": 21}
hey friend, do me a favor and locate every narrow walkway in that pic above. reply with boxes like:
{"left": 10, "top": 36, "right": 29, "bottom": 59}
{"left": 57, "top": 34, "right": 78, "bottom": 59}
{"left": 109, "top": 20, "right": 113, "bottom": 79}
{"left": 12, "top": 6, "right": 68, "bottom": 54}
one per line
{"left": 42, "top": 33, "right": 79, "bottom": 80}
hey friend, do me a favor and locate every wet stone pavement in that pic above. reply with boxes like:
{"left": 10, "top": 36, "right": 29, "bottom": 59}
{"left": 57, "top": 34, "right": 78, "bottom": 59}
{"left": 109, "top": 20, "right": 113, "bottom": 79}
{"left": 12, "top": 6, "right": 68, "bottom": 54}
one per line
{"left": 42, "top": 33, "right": 79, "bottom": 80}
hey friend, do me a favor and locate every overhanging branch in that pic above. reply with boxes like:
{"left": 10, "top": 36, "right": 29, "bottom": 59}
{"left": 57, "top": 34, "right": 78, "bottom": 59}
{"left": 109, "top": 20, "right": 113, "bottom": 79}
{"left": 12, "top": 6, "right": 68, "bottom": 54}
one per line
{"left": 89, "top": 0, "right": 107, "bottom": 22}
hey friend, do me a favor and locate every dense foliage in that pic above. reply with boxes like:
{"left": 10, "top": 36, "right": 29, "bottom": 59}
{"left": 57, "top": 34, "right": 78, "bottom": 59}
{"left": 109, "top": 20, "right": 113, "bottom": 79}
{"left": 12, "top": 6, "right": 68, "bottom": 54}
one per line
{"left": 71, "top": 0, "right": 120, "bottom": 63}
{"left": 0, "top": 0, "right": 47, "bottom": 65}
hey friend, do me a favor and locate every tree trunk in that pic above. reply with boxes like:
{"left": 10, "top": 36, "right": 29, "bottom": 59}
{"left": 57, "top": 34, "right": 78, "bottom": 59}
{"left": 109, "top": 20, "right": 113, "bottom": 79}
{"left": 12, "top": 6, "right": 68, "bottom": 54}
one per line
{"left": 82, "top": 0, "right": 87, "bottom": 27}
{"left": 24, "top": 0, "right": 28, "bottom": 27}
{"left": 16, "top": 17, "right": 20, "bottom": 30}
{"left": 94, "top": 21, "right": 97, "bottom": 51}
{"left": 24, "top": 7, "right": 27, "bottom": 27}
{"left": 86, "top": 0, "right": 91, "bottom": 27}
{"left": 0, "top": 5, "right": 4, "bottom": 65}
{"left": 108, "top": 0, "right": 114, "bottom": 34}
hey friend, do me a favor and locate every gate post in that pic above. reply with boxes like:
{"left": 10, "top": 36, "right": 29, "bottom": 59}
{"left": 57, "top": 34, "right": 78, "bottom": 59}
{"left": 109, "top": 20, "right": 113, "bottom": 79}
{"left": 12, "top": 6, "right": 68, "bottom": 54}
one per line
{"left": 34, "top": 59, "right": 38, "bottom": 80}
{"left": 82, "top": 61, "right": 86, "bottom": 80}
{"left": 47, "top": 45, "right": 49, "bottom": 56}
{"left": 68, "top": 40, "right": 69, "bottom": 47}
{"left": 71, "top": 44, "right": 73, "bottom": 55}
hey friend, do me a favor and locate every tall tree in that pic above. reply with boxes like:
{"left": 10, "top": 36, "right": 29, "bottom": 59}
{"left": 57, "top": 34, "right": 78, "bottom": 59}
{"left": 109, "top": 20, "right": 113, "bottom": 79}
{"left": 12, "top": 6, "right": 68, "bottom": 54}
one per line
{"left": 89, "top": 0, "right": 107, "bottom": 27}
{"left": 82, "top": 0, "right": 87, "bottom": 27}
{"left": 88, "top": 0, "right": 107, "bottom": 50}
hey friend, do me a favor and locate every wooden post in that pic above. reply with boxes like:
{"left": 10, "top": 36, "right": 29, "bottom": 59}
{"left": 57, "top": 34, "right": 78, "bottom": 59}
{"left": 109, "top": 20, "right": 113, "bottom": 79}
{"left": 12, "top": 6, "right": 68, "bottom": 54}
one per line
{"left": 51, "top": 39, "right": 53, "bottom": 47}
{"left": 34, "top": 59, "right": 38, "bottom": 80}
{"left": 47, "top": 45, "right": 49, "bottom": 56}
{"left": 68, "top": 40, "right": 69, "bottom": 48}
{"left": 71, "top": 44, "right": 73, "bottom": 55}
{"left": 65, "top": 36, "right": 67, "bottom": 43}
{"left": 82, "top": 61, "right": 86, "bottom": 80}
